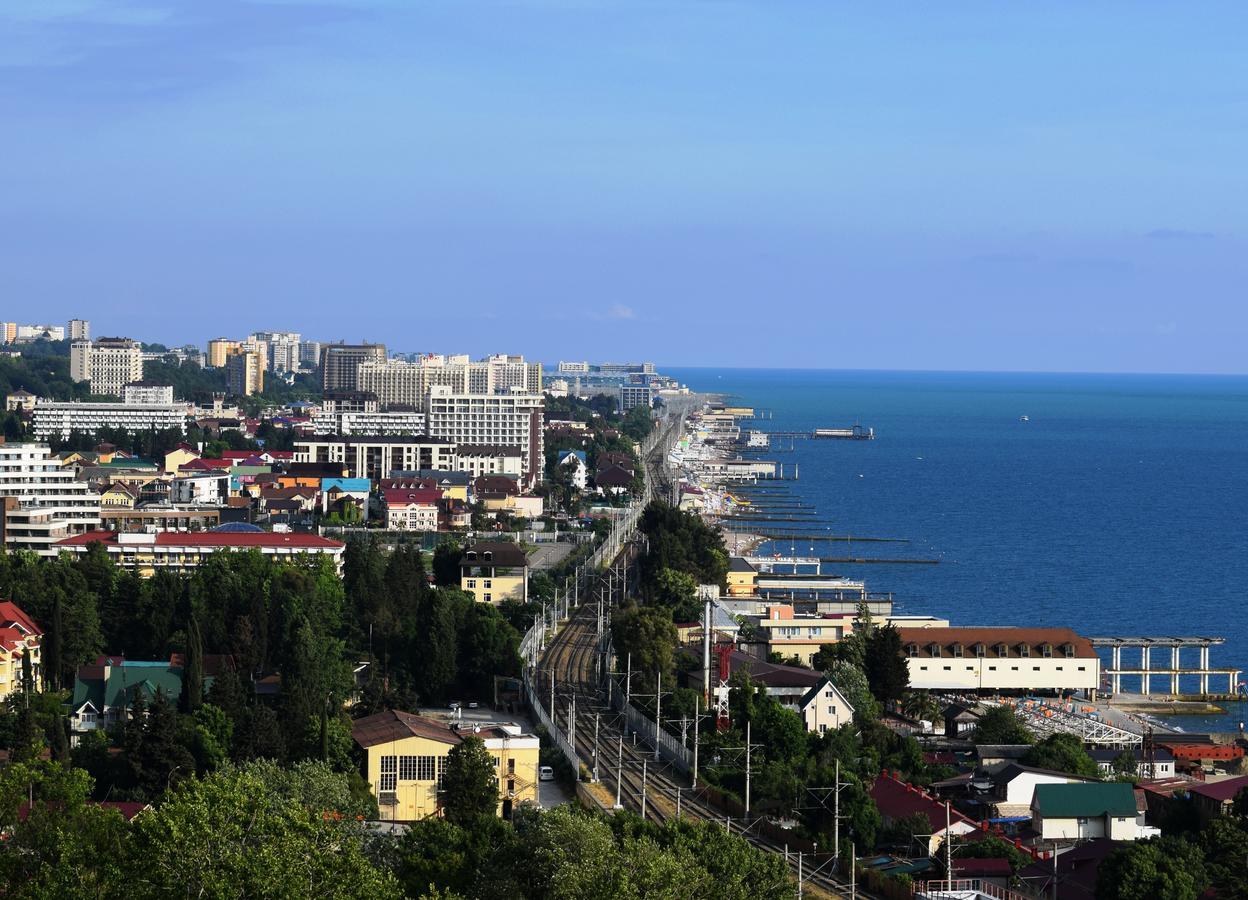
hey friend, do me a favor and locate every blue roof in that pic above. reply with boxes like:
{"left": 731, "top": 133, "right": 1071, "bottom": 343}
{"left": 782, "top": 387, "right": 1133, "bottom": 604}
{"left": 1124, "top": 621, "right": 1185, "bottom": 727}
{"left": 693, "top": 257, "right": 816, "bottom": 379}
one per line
{"left": 323, "top": 477, "right": 370, "bottom": 492}
{"left": 559, "top": 450, "right": 587, "bottom": 464}
{"left": 212, "top": 522, "right": 264, "bottom": 533}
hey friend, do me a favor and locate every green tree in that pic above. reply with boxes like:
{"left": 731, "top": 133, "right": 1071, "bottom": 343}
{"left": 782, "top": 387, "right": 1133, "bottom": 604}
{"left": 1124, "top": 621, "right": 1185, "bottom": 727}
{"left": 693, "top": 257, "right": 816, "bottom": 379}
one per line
{"left": 862, "top": 623, "right": 909, "bottom": 707}
{"left": 180, "top": 614, "right": 204, "bottom": 714}
{"left": 1200, "top": 816, "right": 1248, "bottom": 897}
{"left": 441, "top": 735, "right": 498, "bottom": 826}
{"left": 970, "top": 706, "right": 1033, "bottom": 745}
{"left": 1096, "top": 836, "right": 1207, "bottom": 900}
{"left": 1021, "top": 733, "right": 1099, "bottom": 779}
{"left": 432, "top": 540, "right": 463, "bottom": 588}
{"left": 826, "top": 660, "right": 880, "bottom": 723}
{"left": 1110, "top": 749, "right": 1137, "bottom": 777}
{"left": 611, "top": 603, "right": 679, "bottom": 690}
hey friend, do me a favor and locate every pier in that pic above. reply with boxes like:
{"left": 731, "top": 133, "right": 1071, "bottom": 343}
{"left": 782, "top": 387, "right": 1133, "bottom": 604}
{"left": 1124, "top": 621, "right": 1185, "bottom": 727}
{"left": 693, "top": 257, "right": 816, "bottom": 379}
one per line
{"left": 750, "top": 425, "right": 875, "bottom": 441}
{"left": 1090, "top": 636, "right": 1241, "bottom": 697}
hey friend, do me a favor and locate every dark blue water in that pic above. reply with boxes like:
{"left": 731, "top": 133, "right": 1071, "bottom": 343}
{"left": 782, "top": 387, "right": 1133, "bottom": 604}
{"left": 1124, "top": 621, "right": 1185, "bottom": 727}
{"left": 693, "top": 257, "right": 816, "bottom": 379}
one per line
{"left": 666, "top": 368, "right": 1248, "bottom": 731}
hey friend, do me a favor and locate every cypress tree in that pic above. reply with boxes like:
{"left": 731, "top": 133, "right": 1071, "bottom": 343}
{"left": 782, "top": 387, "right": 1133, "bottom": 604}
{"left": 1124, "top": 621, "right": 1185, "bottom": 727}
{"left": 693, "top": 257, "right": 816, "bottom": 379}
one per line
{"left": 181, "top": 615, "right": 204, "bottom": 714}
{"left": 44, "top": 592, "right": 63, "bottom": 690}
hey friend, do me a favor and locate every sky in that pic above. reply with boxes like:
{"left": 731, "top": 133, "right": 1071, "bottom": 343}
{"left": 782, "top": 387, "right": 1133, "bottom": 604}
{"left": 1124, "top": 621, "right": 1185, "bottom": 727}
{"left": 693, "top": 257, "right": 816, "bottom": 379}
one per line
{"left": 3, "top": 1, "right": 1247, "bottom": 372}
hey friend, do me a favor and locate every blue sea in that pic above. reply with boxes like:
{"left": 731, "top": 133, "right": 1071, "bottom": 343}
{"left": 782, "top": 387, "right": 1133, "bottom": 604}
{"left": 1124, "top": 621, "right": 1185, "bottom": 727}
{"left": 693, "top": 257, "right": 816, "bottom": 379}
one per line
{"left": 666, "top": 368, "right": 1248, "bottom": 732}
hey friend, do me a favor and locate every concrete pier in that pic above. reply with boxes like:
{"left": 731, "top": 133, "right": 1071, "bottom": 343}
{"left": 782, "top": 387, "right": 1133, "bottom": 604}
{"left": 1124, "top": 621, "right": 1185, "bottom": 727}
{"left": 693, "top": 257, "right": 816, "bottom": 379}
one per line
{"left": 1091, "top": 636, "right": 1240, "bottom": 698}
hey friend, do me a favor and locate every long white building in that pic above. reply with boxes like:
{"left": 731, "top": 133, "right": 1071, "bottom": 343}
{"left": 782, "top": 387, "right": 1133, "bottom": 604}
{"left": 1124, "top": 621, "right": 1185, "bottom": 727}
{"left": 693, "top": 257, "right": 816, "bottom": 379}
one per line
{"left": 32, "top": 401, "right": 185, "bottom": 441}
{"left": 426, "top": 386, "right": 544, "bottom": 487}
{"left": 0, "top": 444, "right": 101, "bottom": 555}
{"left": 294, "top": 436, "right": 458, "bottom": 481}
{"left": 358, "top": 354, "right": 542, "bottom": 410}
{"left": 898, "top": 627, "right": 1100, "bottom": 695}
{"left": 309, "top": 409, "right": 426, "bottom": 436}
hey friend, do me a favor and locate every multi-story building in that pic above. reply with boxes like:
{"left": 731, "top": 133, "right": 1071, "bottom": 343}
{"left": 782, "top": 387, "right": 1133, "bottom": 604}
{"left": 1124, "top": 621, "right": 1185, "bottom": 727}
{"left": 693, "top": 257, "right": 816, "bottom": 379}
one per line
{"left": 121, "top": 382, "right": 176, "bottom": 405}
{"left": 459, "top": 542, "right": 529, "bottom": 603}
{"left": 382, "top": 488, "right": 442, "bottom": 531}
{"left": 225, "top": 350, "right": 264, "bottom": 397}
{"left": 0, "top": 444, "right": 101, "bottom": 555}
{"left": 357, "top": 354, "right": 542, "bottom": 410}
{"left": 352, "top": 710, "right": 540, "bottom": 821}
{"left": 320, "top": 343, "right": 386, "bottom": 393}
{"left": 206, "top": 338, "right": 241, "bottom": 368}
{"left": 898, "top": 627, "right": 1101, "bottom": 695}
{"left": 31, "top": 400, "right": 185, "bottom": 441}
{"left": 619, "top": 383, "right": 656, "bottom": 412}
{"left": 293, "top": 435, "right": 457, "bottom": 481}
{"left": 69, "top": 338, "right": 143, "bottom": 397}
{"left": 11, "top": 324, "right": 66, "bottom": 342}
{"left": 298, "top": 340, "right": 322, "bottom": 373}
{"left": 0, "top": 601, "right": 42, "bottom": 700}
{"left": 557, "top": 361, "right": 590, "bottom": 374}
{"left": 249, "top": 331, "right": 301, "bottom": 372}
{"left": 54, "top": 530, "right": 347, "bottom": 576}
{"left": 311, "top": 409, "right": 426, "bottom": 436}
{"left": 68, "top": 319, "right": 90, "bottom": 341}
{"left": 426, "top": 386, "right": 544, "bottom": 487}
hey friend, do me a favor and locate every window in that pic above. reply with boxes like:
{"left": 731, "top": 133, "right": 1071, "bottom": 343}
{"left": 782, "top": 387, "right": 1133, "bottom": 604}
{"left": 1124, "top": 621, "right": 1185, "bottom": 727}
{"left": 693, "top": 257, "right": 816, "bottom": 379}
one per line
{"left": 1056, "top": 666, "right": 1063, "bottom": 671}
{"left": 943, "top": 665, "right": 951, "bottom": 671}
{"left": 988, "top": 665, "right": 997, "bottom": 671}
{"left": 484, "top": 580, "right": 492, "bottom": 589}
{"left": 1078, "top": 666, "right": 1087, "bottom": 671}
{"left": 484, "top": 594, "right": 492, "bottom": 603}
{"left": 966, "top": 666, "right": 974, "bottom": 671}
{"left": 1064, "top": 644, "right": 1076, "bottom": 658}
{"left": 952, "top": 643, "right": 964, "bottom": 657}
{"left": 1019, "top": 645, "right": 1030, "bottom": 658}
{"left": 436, "top": 757, "right": 447, "bottom": 788}
{"left": 997, "top": 643, "right": 1009, "bottom": 658}
{"left": 930, "top": 644, "right": 942, "bottom": 658}
{"left": 507, "top": 779, "right": 515, "bottom": 794}
{"left": 418, "top": 756, "right": 438, "bottom": 781}
{"left": 466, "top": 579, "right": 477, "bottom": 589}
{"left": 508, "top": 758, "right": 516, "bottom": 774}
{"left": 1041, "top": 644, "right": 1053, "bottom": 658}
{"left": 1011, "top": 666, "right": 1019, "bottom": 671}
{"left": 399, "top": 756, "right": 418, "bottom": 780}
{"left": 379, "top": 756, "right": 397, "bottom": 792}
{"left": 1033, "top": 666, "right": 1041, "bottom": 671}
{"left": 975, "top": 644, "right": 985, "bottom": 657}
{"left": 906, "top": 644, "right": 918, "bottom": 658}
{"left": 920, "top": 666, "right": 928, "bottom": 671}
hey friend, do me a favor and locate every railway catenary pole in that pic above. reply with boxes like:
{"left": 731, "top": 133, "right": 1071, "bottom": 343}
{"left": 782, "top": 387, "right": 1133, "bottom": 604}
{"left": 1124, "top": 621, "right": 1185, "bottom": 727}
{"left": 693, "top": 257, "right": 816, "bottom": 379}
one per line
{"left": 615, "top": 735, "right": 623, "bottom": 808}
{"left": 654, "top": 670, "right": 662, "bottom": 762}
{"left": 641, "top": 759, "right": 648, "bottom": 820}
{"left": 592, "top": 713, "right": 600, "bottom": 781}
{"left": 745, "top": 719, "right": 751, "bottom": 817}
{"left": 693, "top": 695, "right": 700, "bottom": 785}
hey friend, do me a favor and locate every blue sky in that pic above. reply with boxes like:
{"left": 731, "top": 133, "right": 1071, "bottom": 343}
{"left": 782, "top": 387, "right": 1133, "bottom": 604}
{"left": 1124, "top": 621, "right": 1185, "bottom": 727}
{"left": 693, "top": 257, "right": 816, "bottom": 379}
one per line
{"left": 3, "top": 1, "right": 1246, "bottom": 372}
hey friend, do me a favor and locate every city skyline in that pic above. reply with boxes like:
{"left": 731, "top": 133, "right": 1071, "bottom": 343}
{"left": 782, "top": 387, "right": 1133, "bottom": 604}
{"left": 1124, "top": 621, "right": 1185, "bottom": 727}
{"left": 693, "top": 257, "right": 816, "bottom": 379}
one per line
{"left": 4, "top": 2, "right": 1247, "bottom": 372}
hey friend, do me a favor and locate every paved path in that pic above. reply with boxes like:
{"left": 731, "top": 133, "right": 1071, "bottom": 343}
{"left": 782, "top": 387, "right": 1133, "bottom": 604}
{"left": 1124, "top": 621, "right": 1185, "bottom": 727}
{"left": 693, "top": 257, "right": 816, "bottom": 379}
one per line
{"left": 529, "top": 541, "right": 577, "bottom": 570}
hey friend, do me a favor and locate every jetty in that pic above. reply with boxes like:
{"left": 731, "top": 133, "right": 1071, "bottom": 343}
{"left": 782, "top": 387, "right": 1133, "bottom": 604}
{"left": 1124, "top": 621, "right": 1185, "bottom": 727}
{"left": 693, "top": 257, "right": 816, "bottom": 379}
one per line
{"left": 1090, "top": 635, "right": 1241, "bottom": 697}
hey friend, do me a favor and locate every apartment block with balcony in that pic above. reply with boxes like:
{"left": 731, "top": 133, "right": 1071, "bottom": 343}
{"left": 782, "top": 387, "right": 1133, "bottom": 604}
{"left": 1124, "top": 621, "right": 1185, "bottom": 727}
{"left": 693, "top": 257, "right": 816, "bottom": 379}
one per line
{"left": 320, "top": 343, "right": 387, "bottom": 392}
{"left": 426, "top": 386, "right": 544, "bottom": 487}
{"left": 69, "top": 338, "right": 143, "bottom": 397}
{"left": 32, "top": 400, "right": 185, "bottom": 441}
{"left": 294, "top": 435, "right": 457, "bottom": 481}
{"left": 0, "top": 443, "right": 101, "bottom": 556}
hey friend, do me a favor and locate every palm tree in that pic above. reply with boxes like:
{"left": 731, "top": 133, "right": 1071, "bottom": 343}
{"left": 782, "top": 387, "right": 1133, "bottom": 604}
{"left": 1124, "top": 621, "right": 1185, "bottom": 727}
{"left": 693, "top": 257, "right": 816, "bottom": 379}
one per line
{"left": 903, "top": 690, "right": 943, "bottom": 725}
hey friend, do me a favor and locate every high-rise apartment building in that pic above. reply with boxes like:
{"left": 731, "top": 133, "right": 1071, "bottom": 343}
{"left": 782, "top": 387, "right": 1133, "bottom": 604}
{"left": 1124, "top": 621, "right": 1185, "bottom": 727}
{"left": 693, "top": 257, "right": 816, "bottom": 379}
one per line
{"left": 225, "top": 350, "right": 265, "bottom": 396}
{"left": 358, "top": 354, "right": 542, "bottom": 410}
{"left": 426, "top": 386, "right": 545, "bottom": 487}
{"left": 320, "top": 343, "right": 386, "bottom": 393}
{"left": 207, "top": 338, "right": 242, "bottom": 368}
{"left": 0, "top": 444, "right": 101, "bottom": 556}
{"left": 299, "top": 340, "right": 322, "bottom": 373}
{"left": 69, "top": 338, "right": 143, "bottom": 397}
{"left": 250, "top": 331, "right": 301, "bottom": 373}
{"left": 68, "top": 319, "right": 90, "bottom": 341}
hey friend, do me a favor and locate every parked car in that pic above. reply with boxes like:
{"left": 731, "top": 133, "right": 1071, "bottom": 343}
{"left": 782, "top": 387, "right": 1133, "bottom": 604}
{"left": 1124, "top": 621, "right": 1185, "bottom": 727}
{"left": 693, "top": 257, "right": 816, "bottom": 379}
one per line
{"left": 539, "top": 766, "right": 555, "bottom": 782}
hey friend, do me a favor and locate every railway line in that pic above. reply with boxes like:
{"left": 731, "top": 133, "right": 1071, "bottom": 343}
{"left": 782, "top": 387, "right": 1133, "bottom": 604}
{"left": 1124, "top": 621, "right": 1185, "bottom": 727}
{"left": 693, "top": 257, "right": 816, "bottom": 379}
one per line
{"left": 533, "top": 405, "right": 864, "bottom": 898}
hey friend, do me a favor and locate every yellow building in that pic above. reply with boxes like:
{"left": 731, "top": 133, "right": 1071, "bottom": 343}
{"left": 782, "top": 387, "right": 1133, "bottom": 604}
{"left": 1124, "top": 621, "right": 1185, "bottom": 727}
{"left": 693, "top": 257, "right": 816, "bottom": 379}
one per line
{"left": 99, "top": 482, "right": 139, "bottom": 509}
{"left": 163, "top": 444, "right": 200, "bottom": 476}
{"left": 352, "top": 710, "right": 540, "bottom": 821}
{"left": 727, "top": 557, "right": 758, "bottom": 597}
{"left": 207, "top": 338, "right": 241, "bottom": 368}
{"left": 0, "top": 601, "right": 42, "bottom": 700}
{"left": 460, "top": 542, "right": 528, "bottom": 604}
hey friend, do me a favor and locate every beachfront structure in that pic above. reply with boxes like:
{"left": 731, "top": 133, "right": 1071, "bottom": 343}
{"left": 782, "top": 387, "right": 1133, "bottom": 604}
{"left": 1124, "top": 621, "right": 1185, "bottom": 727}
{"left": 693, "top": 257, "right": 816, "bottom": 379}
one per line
{"left": 320, "top": 343, "right": 387, "bottom": 393}
{"left": 53, "top": 531, "right": 346, "bottom": 576}
{"left": 69, "top": 338, "right": 143, "bottom": 397}
{"left": 460, "top": 542, "right": 528, "bottom": 604}
{"left": 426, "top": 386, "right": 544, "bottom": 487}
{"left": 898, "top": 627, "right": 1101, "bottom": 695}
{"left": 0, "top": 444, "right": 101, "bottom": 555}
{"left": 1030, "top": 782, "right": 1144, "bottom": 841}
{"left": 0, "top": 602, "right": 42, "bottom": 701}
{"left": 293, "top": 436, "right": 457, "bottom": 482}
{"left": 352, "top": 709, "right": 540, "bottom": 821}
{"left": 32, "top": 400, "right": 185, "bottom": 441}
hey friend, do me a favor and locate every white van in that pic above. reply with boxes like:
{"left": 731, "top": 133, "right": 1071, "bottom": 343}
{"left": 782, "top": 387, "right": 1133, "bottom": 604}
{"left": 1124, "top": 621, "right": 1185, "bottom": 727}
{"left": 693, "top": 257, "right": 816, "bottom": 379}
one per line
{"left": 538, "top": 766, "right": 555, "bottom": 782}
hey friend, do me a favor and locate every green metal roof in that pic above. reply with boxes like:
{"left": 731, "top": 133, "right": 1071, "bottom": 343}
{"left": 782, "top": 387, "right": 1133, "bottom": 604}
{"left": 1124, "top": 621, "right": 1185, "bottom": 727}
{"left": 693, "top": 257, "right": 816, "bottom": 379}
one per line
{"left": 71, "top": 661, "right": 206, "bottom": 711}
{"left": 1032, "top": 782, "right": 1136, "bottom": 818}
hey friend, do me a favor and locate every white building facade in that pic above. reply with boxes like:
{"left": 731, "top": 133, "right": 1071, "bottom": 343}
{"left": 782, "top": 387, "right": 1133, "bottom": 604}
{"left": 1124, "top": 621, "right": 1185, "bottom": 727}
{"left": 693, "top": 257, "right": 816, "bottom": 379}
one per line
{"left": 0, "top": 444, "right": 101, "bottom": 555}
{"left": 32, "top": 401, "right": 185, "bottom": 441}
{"left": 426, "top": 386, "right": 544, "bottom": 487}
{"left": 69, "top": 338, "right": 143, "bottom": 396}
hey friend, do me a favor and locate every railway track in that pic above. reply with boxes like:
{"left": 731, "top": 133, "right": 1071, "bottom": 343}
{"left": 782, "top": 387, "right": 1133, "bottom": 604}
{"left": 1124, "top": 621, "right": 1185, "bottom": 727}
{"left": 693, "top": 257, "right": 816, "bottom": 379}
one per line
{"left": 536, "top": 410, "right": 863, "bottom": 897}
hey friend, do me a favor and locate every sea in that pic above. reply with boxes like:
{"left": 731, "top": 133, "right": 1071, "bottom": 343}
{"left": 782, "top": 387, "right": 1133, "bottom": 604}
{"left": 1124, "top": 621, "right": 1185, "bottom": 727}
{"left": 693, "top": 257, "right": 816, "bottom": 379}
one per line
{"left": 665, "top": 368, "right": 1248, "bottom": 733}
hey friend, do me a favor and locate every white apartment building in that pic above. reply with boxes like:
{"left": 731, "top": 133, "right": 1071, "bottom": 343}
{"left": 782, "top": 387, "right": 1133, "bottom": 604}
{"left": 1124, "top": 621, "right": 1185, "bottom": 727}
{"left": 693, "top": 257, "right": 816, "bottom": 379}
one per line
{"left": 170, "top": 473, "right": 230, "bottom": 505}
{"left": 249, "top": 331, "right": 302, "bottom": 372}
{"left": 557, "top": 361, "right": 590, "bottom": 374}
{"left": 69, "top": 338, "right": 143, "bottom": 397}
{"left": 68, "top": 319, "right": 90, "bottom": 341}
{"left": 294, "top": 436, "right": 458, "bottom": 481}
{"left": 121, "top": 382, "right": 176, "bottom": 405}
{"left": 32, "top": 401, "right": 185, "bottom": 441}
{"left": 426, "top": 386, "right": 544, "bottom": 487}
{"left": 15, "top": 324, "right": 65, "bottom": 342}
{"left": 357, "top": 355, "right": 543, "bottom": 410}
{"left": 0, "top": 444, "right": 101, "bottom": 555}
{"left": 310, "top": 410, "right": 426, "bottom": 436}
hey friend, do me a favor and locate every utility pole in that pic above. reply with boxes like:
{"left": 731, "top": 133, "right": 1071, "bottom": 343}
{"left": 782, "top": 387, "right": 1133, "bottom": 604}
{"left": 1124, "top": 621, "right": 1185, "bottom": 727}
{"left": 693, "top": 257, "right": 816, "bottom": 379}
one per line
{"left": 549, "top": 673, "right": 555, "bottom": 722}
{"left": 615, "top": 735, "right": 623, "bottom": 808}
{"left": 625, "top": 653, "right": 632, "bottom": 705}
{"left": 654, "top": 670, "right": 662, "bottom": 761}
{"left": 850, "top": 841, "right": 856, "bottom": 900}
{"left": 641, "top": 759, "right": 648, "bottom": 819}
{"left": 676, "top": 787, "right": 681, "bottom": 819}
{"left": 744, "top": 719, "right": 752, "bottom": 817}
{"left": 693, "top": 695, "right": 700, "bottom": 785}
{"left": 592, "top": 713, "right": 600, "bottom": 781}
{"left": 945, "top": 801, "right": 952, "bottom": 891}
{"left": 834, "top": 758, "right": 840, "bottom": 860}
{"left": 797, "top": 853, "right": 803, "bottom": 899}
{"left": 569, "top": 693, "right": 576, "bottom": 750}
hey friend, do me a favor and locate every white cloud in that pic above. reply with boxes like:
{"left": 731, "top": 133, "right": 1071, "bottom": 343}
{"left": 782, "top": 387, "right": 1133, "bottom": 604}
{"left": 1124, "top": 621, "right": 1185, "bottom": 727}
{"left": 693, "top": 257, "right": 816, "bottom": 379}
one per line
{"left": 605, "top": 304, "right": 635, "bottom": 320}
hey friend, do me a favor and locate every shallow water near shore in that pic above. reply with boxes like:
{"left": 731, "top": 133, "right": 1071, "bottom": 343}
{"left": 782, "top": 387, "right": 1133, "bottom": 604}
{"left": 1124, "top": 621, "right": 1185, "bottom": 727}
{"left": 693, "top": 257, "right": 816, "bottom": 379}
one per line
{"left": 667, "top": 367, "right": 1248, "bottom": 733}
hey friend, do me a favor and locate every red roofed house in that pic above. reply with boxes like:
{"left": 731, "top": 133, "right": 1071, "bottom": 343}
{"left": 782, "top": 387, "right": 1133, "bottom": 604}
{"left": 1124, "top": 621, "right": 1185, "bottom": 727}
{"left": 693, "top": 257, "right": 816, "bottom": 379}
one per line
{"left": 0, "top": 601, "right": 42, "bottom": 700}
{"left": 870, "top": 772, "right": 986, "bottom": 857}
{"left": 383, "top": 488, "right": 442, "bottom": 531}
{"left": 1187, "top": 774, "right": 1248, "bottom": 823}
{"left": 54, "top": 531, "right": 346, "bottom": 576}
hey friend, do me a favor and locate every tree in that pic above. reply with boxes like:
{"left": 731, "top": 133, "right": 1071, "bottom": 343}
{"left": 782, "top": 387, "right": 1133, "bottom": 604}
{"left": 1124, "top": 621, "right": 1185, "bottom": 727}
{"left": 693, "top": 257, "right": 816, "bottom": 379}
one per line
{"left": 1110, "top": 749, "right": 1138, "bottom": 778}
{"left": 432, "top": 541, "right": 462, "bottom": 588}
{"left": 1200, "top": 816, "right": 1248, "bottom": 897}
{"left": 826, "top": 660, "right": 880, "bottom": 723}
{"left": 862, "top": 624, "right": 909, "bottom": 707}
{"left": 611, "top": 604, "right": 679, "bottom": 691}
{"left": 128, "top": 688, "right": 195, "bottom": 800}
{"left": 180, "top": 615, "right": 204, "bottom": 714}
{"left": 970, "top": 706, "right": 1033, "bottom": 745}
{"left": 441, "top": 736, "right": 498, "bottom": 826}
{"left": 1021, "top": 733, "right": 1099, "bottom": 779}
{"left": 1096, "top": 836, "right": 1207, "bottom": 900}
{"left": 652, "top": 568, "right": 701, "bottom": 623}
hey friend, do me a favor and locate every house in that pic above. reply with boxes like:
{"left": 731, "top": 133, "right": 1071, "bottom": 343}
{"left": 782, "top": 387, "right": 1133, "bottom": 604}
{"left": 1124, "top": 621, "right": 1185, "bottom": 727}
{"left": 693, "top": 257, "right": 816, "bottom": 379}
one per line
{"left": 0, "top": 601, "right": 42, "bottom": 701}
{"left": 556, "top": 450, "right": 588, "bottom": 490}
{"left": 6, "top": 389, "right": 37, "bottom": 412}
{"left": 869, "top": 772, "right": 984, "bottom": 857}
{"left": 898, "top": 627, "right": 1100, "bottom": 696}
{"left": 170, "top": 472, "right": 230, "bottom": 506}
{"left": 943, "top": 703, "right": 983, "bottom": 738}
{"left": 351, "top": 709, "right": 540, "bottom": 821}
{"left": 755, "top": 604, "right": 850, "bottom": 667}
{"left": 387, "top": 471, "right": 472, "bottom": 502}
{"left": 1030, "top": 782, "right": 1143, "bottom": 841}
{"left": 990, "top": 763, "right": 1096, "bottom": 816}
{"left": 593, "top": 464, "right": 634, "bottom": 495}
{"left": 99, "top": 481, "right": 140, "bottom": 510}
{"left": 320, "top": 477, "right": 371, "bottom": 520}
{"left": 974, "top": 744, "right": 1033, "bottom": 774}
{"left": 1186, "top": 774, "right": 1248, "bottom": 823}
{"left": 1088, "top": 746, "right": 1175, "bottom": 780}
{"left": 460, "top": 542, "right": 529, "bottom": 604}
{"left": 799, "top": 675, "right": 855, "bottom": 733}
{"left": 69, "top": 653, "right": 234, "bottom": 734}
{"left": 383, "top": 488, "right": 442, "bottom": 531}
{"left": 727, "top": 557, "right": 757, "bottom": 597}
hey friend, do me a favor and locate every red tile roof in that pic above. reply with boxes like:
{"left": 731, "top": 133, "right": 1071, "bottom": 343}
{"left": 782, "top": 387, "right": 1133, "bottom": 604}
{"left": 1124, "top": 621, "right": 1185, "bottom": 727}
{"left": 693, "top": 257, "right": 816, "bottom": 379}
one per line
{"left": 1187, "top": 774, "right": 1248, "bottom": 802}
{"left": 383, "top": 488, "right": 442, "bottom": 506}
{"left": 0, "top": 601, "right": 41, "bottom": 638}
{"left": 351, "top": 709, "right": 462, "bottom": 748}
{"left": 870, "top": 772, "right": 975, "bottom": 832}
{"left": 55, "top": 531, "right": 343, "bottom": 549}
